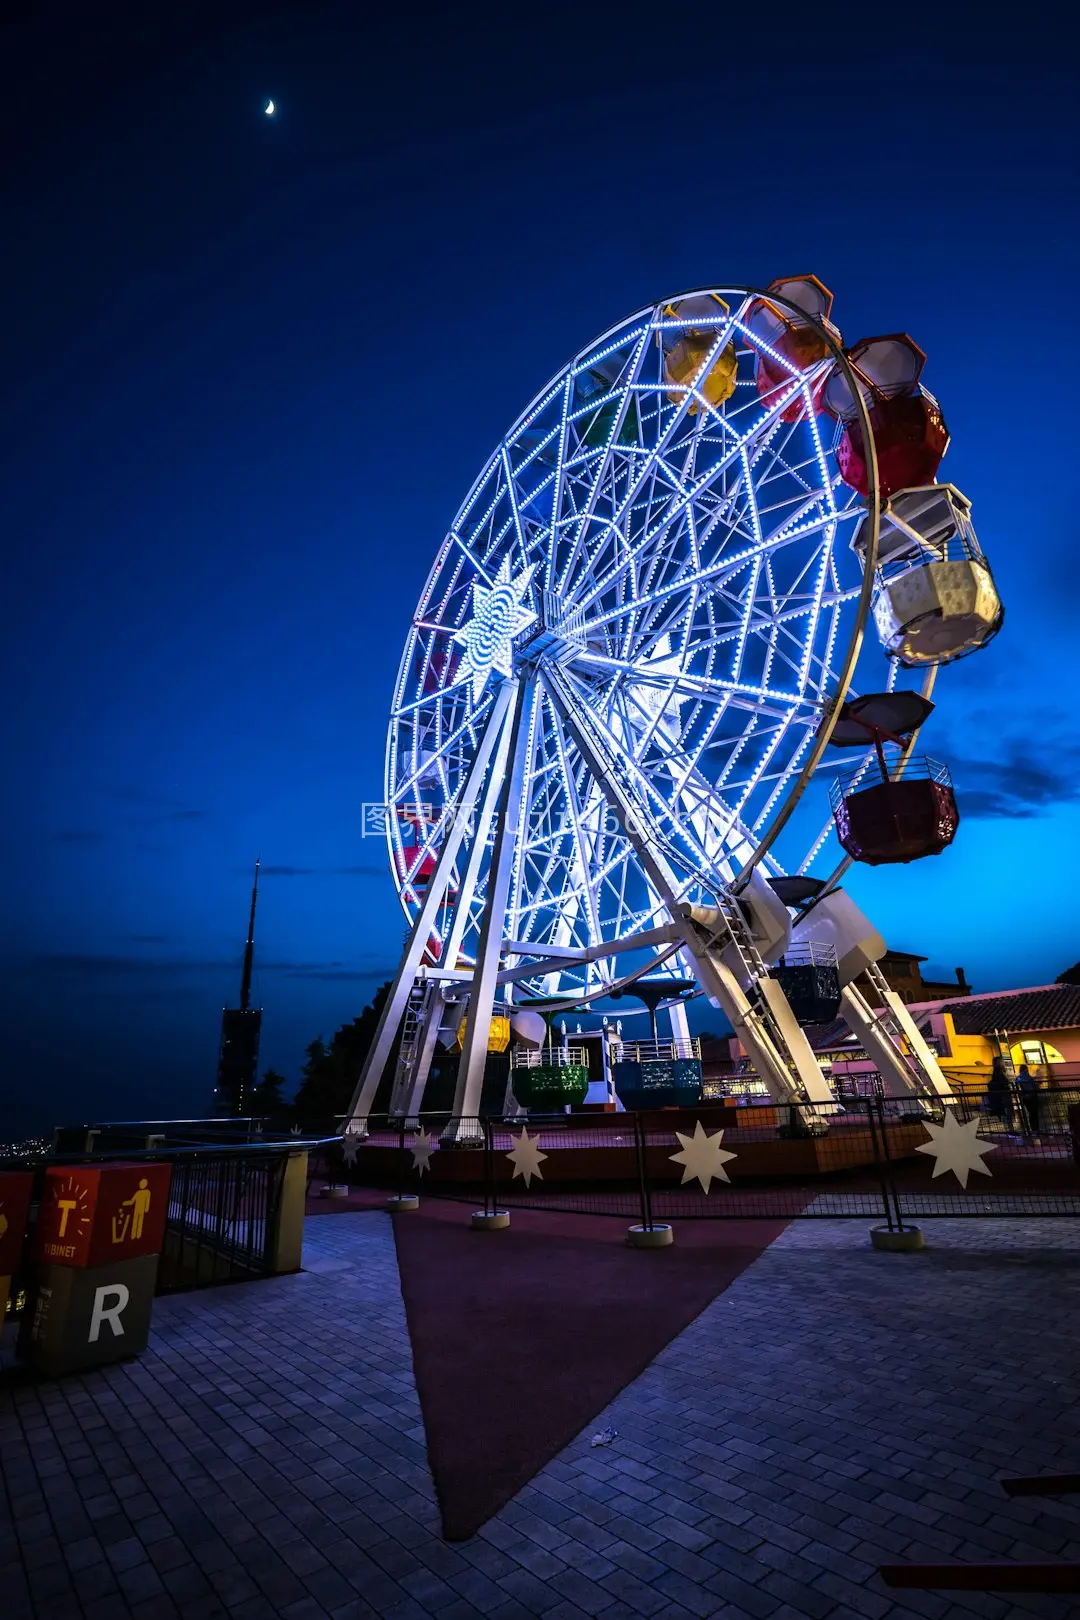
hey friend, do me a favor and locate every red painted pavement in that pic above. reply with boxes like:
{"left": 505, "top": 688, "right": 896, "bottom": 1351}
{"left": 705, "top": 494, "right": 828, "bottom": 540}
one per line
{"left": 390, "top": 1200, "right": 792, "bottom": 1540}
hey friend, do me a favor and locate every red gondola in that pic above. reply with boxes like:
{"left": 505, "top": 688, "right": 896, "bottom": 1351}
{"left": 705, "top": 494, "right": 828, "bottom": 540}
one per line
{"left": 747, "top": 275, "right": 839, "bottom": 422}
{"left": 836, "top": 391, "right": 949, "bottom": 499}
{"left": 824, "top": 692, "right": 959, "bottom": 865}
{"left": 824, "top": 335, "right": 949, "bottom": 498}
{"left": 395, "top": 805, "right": 454, "bottom": 896}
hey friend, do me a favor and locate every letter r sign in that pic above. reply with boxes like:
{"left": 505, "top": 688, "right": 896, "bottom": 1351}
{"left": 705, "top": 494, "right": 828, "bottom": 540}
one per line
{"left": 88, "top": 1283, "right": 130, "bottom": 1342}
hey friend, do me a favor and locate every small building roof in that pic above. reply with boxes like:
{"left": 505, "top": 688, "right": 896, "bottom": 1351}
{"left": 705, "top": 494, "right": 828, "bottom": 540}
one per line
{"left": 802, "top": 982, "right": 1080, "bottom": 1053}
{"left": 932, "top": 983, "right": 1080, "bottom": 1036}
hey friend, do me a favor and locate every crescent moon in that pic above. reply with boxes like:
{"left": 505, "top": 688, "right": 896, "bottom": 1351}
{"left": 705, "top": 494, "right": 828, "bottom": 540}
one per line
{"left": 264, "top": 100, "right": 275, "bottom": 116}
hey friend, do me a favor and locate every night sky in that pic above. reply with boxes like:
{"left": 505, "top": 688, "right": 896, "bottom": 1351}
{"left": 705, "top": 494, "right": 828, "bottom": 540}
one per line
{"left": 3, "top": 2, "right": 1077, "bottom": 1136}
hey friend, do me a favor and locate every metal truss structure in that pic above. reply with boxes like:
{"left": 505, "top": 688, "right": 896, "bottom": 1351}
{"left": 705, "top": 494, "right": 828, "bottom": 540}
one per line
{"left": 346, "top": 287, "right": 954, "bottom": 1135}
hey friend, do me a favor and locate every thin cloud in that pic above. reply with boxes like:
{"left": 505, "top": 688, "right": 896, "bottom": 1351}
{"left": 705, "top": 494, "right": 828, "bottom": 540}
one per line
{"left": 20, "top": 952, "right": 391, "bottom": 982}
{"left": 280, "top": 966, "right": 395, "bottom": 982}
{"left": 19, "top": 954, "right": 233, "bottom": 977}
{"left": 948, "top": 740, "right": 1080, "bottom": 820}
{"left": 109, "top": 788, "right": 208, "bottom": 824}
{"left": 257, "top": 864, "right": 383, "bottom": 877}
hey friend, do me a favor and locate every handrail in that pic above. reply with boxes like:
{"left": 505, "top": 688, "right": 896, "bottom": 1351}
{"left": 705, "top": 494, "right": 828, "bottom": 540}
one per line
{"left": 0, "top": 1135, "right": 339, "bottom": 1170}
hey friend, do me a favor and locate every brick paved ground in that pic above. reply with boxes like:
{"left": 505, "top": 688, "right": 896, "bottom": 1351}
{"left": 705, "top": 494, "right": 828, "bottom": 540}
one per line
{"left": 2, "top": 1211, "right": 1080, "bottom": 1620}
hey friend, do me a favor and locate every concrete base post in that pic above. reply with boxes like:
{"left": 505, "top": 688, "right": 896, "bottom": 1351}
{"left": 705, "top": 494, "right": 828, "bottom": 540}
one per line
{"left": 871, "top": 1223, "right": 925, "bottom": 1253}
{"left": 627, "top": 1224, "right": 674, "bottom": 1249}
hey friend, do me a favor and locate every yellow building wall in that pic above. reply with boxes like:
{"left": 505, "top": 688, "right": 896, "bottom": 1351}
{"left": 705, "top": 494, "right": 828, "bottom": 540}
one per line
{"left": 934, "top": 1015, "right": 1069, "bottom": 1093}
{"left": 936, "top": 1015, "right": 995, "bottom": 1095}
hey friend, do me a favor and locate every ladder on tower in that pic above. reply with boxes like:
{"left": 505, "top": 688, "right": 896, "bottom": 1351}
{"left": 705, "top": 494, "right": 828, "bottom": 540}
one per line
{"left": 686, "top": 890, "right": 834, "bottom": 1111}
{"left": 839, "top": 961, "right": 951, "bottom": 1101}
{"left": 387, "top": 977, "right": 438, "bottom": 1119}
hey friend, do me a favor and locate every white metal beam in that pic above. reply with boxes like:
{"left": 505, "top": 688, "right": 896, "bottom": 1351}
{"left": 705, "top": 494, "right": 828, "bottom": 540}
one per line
{"left": 344, "top": 680, "right": 515, "bottom": 1131}
{"left": 446, "top": 678, "right": 536, "bottom": 1140}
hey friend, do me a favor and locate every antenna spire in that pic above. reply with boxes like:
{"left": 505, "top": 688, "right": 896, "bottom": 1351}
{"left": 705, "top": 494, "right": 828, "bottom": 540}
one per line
{"left": 239, "top": 857, "right": 260, "bottom": 1012}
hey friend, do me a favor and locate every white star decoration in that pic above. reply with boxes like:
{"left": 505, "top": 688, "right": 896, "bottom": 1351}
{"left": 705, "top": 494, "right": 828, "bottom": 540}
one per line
{"left": 915, "top": 1107, "right": 997, "bottom": 1189}
{"left": 669, "top": 1120, "right": 737, "bottom": 1194}
{"left": 409, "top": 1128, "right": 437, "bottom": 1176}
{"left": 342, "top": 1129, "right": 360, "bottom": 1167}
{"left": 452, "top": 557, "right": 538, "bottom": 702}
{"left": 506, "top": 1126, "right": 548, "bottom": 1187}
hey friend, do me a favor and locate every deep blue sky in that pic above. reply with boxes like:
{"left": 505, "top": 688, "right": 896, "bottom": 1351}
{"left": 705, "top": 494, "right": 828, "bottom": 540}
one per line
{"left": 3, "top": 2, "right": 1077, "bottom": 1135}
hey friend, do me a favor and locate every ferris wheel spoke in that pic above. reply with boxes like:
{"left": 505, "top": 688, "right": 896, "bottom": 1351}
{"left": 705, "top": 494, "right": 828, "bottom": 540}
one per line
{"left": 393, "top": 700, "right": 493, "bottom": 800}
{"left": 391, "top": 668, "right": 484, "bottom": 722}
{"left": 560, "top": 675, "right": 734, "bottom": 893}
{"left": 569, "top": 372, "right": 827, "bottom": 619}
{"left": 575, "top": 507, "right": 855, "bottom": 642}
{"left": 640, "top": 746, "right": 765, "bottom": 879}
{"left": 553, "top": 329, "right": 652, "bottom": 592}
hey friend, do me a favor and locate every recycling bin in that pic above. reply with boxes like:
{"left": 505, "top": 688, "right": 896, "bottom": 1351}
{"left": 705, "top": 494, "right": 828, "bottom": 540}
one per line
{"left": 25, "top": 1162, "right": 171, "bottom": 1376}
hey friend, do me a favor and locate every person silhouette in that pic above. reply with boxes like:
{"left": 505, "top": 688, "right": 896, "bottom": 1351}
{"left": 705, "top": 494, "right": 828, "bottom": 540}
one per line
{"left": 1015, "top": 1066, "right": 1041, "bottom": 1138}
{"left": 986, "top": 1057, "right": 1013, "bottom": 1131}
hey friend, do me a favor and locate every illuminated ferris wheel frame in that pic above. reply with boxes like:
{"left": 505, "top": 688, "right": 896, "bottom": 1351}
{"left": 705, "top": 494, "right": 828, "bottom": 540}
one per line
{"left": 385, "top": 286, "right": 887, "bottom": 969}
{"left": 344, "top": 285, "right": 955, "bottom": 1130}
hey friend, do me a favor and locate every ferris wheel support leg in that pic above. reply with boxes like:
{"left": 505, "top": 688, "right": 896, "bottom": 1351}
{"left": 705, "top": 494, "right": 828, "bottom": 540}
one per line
{"left": 880, "top": 990, "right": 952, "bottom": 1097}
{"left": 445, "top": 678, "right": 536, "bottom": 1145}
{"left": 441, "top": 696, "right": 519, "bottom": 972}
{"left": 677, "top": 930, "right": 815, "bottom": 1106}
{"left": 343, "top": 682, "right": 516, "bottom": 1135}
{"left": 668, "top": 1000, "right": 691, "bottom": 1045}
{"left": 755, "top": 977, "right": 837, "bottom": 1107}
{"left": 839, "top": 983, "right": 951, "bottom": 1101}
{"left": 838, "top": 984, "right": 931, "bottom": 1100}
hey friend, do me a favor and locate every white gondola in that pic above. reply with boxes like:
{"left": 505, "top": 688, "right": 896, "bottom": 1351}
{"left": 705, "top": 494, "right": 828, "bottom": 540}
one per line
{"left": 852, "top": 483, "right": 1003, "bottom": 666}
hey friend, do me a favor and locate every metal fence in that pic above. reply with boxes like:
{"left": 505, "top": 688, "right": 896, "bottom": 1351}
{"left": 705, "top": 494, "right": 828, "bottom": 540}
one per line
{"left": 321, "top": 1090, "right": 1080, "bottom": 1230}
{"left": 158, "top": 1149, "right": 289, "bottom": 1290}
{"left": 1, "top": 1137, "right": 325, "bottom": 1321}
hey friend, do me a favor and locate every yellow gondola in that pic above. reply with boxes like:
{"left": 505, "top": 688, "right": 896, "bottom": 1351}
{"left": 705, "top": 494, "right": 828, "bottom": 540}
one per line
{"left": 662, "top": 293, "right": 737, "bottom": 412}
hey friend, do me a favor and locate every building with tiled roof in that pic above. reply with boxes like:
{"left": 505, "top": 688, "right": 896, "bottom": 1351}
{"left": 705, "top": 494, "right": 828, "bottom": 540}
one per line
{"left": 904, "top": 981, "right": 1080, "bottom": 1088}
{"left": 795, "top": 982, "right": 1080, "bottom": 1094}
{"left": 933, "top": 983, "right": 1080, "bottom": 1037}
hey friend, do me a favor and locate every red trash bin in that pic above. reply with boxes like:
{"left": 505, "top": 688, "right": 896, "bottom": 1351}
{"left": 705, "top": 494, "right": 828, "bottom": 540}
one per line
{"left": 26, "top": 1162, "right": 172, "bottom": 1375}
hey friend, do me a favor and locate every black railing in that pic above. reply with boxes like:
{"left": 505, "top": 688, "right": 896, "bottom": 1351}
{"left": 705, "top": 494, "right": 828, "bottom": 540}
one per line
{"left": 315, "top": 1092, "right": 1080, "bottom": 1230}
{"left": 49, "top": 1116, "right": 296, "bottom": 1153}
{"left": 159, "top": 1149, "right": 286, "bottom": 1291}
{"left": 1, "top": 1134, "right": 335, "bottom": 1319}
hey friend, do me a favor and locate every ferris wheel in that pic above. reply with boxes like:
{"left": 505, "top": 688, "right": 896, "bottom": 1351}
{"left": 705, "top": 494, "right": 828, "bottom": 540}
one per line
{"left": 348, "top": 280, "right": 1002, "bottom": 1131}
